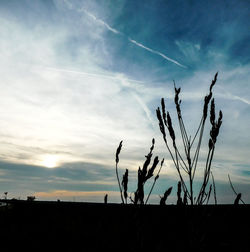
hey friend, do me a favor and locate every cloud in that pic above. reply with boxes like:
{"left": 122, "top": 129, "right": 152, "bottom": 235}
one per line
{"left": 0, "top": 7, "right": 161, "bottom": 169}
{"left": 0, "top": 159, "right": 117, "bottom": 191}
{"left": 34, "top": 190, "right": 119, "bottom": 200}
{"left": 175, "top": 40, "right": 201, "bottom": 64}
{"left": 76, "top": 5, "right": 186, "bottom": 68}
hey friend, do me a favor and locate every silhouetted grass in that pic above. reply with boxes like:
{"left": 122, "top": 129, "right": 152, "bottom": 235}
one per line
{"left": 145, "top": 158, "right": 164, "bottom": 204}
{"left": 104, "top": 194, "right": 108, "bottom": 204}
{"left": 228, "top": 174, "right": 245, "bottom": 205}
{"left": 160, "top": 187, "right": 172, "bottom": 205}
{"left": 114, "top": 73, "right": 245, "bottom": 205}
{"left": 156, "top": 73, "right": 223, "bottom": 205}
{"left": 122, "top": 169, "right": 128, "bottom": 204}
{"left": 115, "top": 140, "right": 124, "bottom": 203}
{"left": 115, "top": 139, "right": 168, "bottom": 204}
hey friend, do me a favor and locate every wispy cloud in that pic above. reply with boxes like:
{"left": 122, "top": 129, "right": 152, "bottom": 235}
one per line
{"left": 79, "top": 7, "right": 186, "bottom": 68}
{"left": 43, "top": 66, "right": 144, "bottom": 84}
{"left": 130, "top": 92, "right": 155, "bottom": 127}
{"left": 42, "top": 66, "right": 155, "bottom": 128}
{"left": 0, "top": 10, "right": 158, "bottom": 169}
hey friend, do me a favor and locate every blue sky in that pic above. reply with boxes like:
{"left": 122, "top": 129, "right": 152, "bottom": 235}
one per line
{"left": 0, "top": 0, "right": 249, "bottom": 203}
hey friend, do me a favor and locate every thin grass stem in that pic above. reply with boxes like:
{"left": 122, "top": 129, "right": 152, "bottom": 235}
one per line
{"left": 211, "top": 171, "right": 217, "bottom": 205}
{"left": 228, "top": 174, "right": 245, "bottom": 204}
{"left": 145, "top": 159, "right": 164, "bottom": 204}
{"left": 116, "top": 163, "right": 124, "bottom": 204}
{"left": 190, "top": 117, "right": 203, "bottom": 148}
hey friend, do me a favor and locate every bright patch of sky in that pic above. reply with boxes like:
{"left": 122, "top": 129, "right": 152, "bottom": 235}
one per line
{"left": 0, "top": 0, "right": 249, "bottom": 203}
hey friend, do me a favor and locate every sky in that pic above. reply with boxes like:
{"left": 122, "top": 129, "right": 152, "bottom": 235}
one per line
{"left": 0, "top": 0, "right": 249, "bottom": 204}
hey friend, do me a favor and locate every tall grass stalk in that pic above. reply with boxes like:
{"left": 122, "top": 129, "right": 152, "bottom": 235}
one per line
{"left": 145, "top": 158, "right": 164, "bottom": 204}
{"left": 211, "top": 172, "right": 217, "bottom": 205}
{"left": 156, "top": 73, "right": 222, "bottom": 205}
{"left": 134, "top": 138, "right": 160, "bottom": 205}
{"left": 228, "top": 174, "right": 245, "bottom": 205}
{"left": 115, "top": 141, "right": 124, "bottom": 204}
{"left": 160, "top": 187, "right": 172, "bottom": 205}
{"left": 115, "top": 139, "right": 164, "bottom": 204}
{"left": 122, "top": 169, "right": 128, "bottom": 204}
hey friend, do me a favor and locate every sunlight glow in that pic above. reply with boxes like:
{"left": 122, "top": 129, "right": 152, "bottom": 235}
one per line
{"left": 41, "top": 155, "right": 59, "bottom": 168}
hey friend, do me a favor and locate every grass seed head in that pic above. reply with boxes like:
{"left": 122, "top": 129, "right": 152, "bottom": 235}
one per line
{"left": 210, "top": 72, "right": 218, "bottom": 92}
{"left": 156, "top": 107, "right": 166, "bottom": 140}
{"left": 160, "top": 187, "right": 173, "bottom": 205}
{"left": 174, "top": 84, "right": 182, "bottom": 116}
{"left": 146, "top": 156, "right": 159, "bottom": 180}
{"left": 161, "top": 98, "right": 167, "bottom": 126}
{"left": 116, "top": 141, "right": 123, "bottom": 163}
{"left": 161, "top": 158, "right": 164, "bottom": 167}
{"left": 167, "top": 112, "right": 176, "bottom": 144}
{"left": 122, "top": 169, "right": 129, "bottom": 201}
{"left": 210, "top": 98, "right": 215, "bottom": 126}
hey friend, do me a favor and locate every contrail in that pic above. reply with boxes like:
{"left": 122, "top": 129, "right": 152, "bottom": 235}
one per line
{"left": 216, "top": 86, "right": 250, "bottom": 106}
{"left": 221, "top": 92, "right": 250, "bottom": 105}
{"left": 81, "top": 8, "right": 186, "bottom": 68}
{"left": 231, "top": 95, "right": 250, "bottom": 105}
{"left": 128, "top": 38, "right": 186, "bottom": 68}
{"left": 82, "top": 9, "right": 120, "bottom": 34}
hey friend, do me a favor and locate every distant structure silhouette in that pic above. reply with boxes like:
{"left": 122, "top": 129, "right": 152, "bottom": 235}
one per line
{"left": 104, "top": 194, "right": 108, "bottom": 204}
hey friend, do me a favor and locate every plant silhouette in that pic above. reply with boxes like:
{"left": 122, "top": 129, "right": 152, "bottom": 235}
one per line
{"left": 104, "top": 194, "right": 108, "bottom": 204}
{"left": 160, "top": 187, "right": 172, "bottom": 205}
{"left": 156, "top": 72, "right": 223, "bottom": 205}
{"left": 122, "top": 169, "right": 128, "bottom": 204}
{"left": 228, "top": 174, "right": 245, "bottom": 205}
{"left": 115, "top": 73, "right": 246, "bottom": 205}
{"left": 115, "top": 138, "right": 167, "bottom": 204}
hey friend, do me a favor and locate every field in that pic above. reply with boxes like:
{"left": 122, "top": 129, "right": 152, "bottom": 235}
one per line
{"left": 0, "top": 200, "right": 249, "bottom": 251}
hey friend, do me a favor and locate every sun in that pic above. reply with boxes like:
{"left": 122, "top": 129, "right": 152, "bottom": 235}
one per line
{"left": 42, "top": 155, "right": 58, "bottom": 168}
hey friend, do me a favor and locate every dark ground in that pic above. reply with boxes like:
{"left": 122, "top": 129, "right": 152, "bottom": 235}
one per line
{"left": 0, "top": 200, "right": 249, "bottom": 251}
